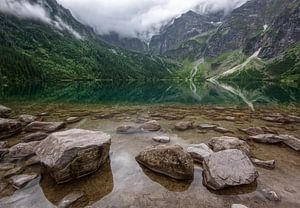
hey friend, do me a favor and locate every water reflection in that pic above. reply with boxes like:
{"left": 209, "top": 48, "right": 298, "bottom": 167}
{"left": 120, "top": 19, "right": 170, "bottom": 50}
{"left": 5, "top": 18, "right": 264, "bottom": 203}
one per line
{"left": 0, "top": 80, "right": 299, "bottom": 107}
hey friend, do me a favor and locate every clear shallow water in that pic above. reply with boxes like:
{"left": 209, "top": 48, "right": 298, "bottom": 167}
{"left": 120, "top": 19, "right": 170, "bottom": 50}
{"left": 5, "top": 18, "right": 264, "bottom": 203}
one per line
{"left": 0, "top": 81, "right": 299, "bottom": 208}
{"left": 0, "top": 80, "right": 299, "bottom": 108}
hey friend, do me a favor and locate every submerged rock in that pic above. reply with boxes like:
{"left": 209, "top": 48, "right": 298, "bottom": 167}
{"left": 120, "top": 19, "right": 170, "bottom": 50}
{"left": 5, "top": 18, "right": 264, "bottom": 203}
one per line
{"left": 136, "top": 145, "right": 194, "bottom": 180}
{"left": 239, "top": 127, "right": 276, "bottom": 136}
{"left": 203, "top": 149, "right": 258, "bottom": 190}
{"left": 231, "top": 205, "right": 248, "bottom": 208}
{"left": 22, "top": 132, "right": 49, "bottom": 143}
{"left": 251, "top": 158, "right": 275, "bottom": 169}
{"left": 152, "top": 136, "right": 170, "bottom": 143}
{"left": 116, "top": 125, "right": 138, "bottom": 134}
{"left": 25, "top": 121, "right": 66, "bottom": 133}
{"left": 65, "top": 117, "right": 82, "bottom": 124}
{"left": 261, "top": 188, "right": 281, "bottom": 201}
{"left": 58, "top": 191, "right": 88, "bottom": 208}
{"left": 175, "top": 121, "right": 194, "bottom": 131}
{"left": 197, "top": 124, "right": 217, "bottom": 130}
{"left": 36, "top": 129, "right": 111, "bottom": 183}
{"left": 208, "top": 136, "right": 251, "bottom": 156}
{"left": 0, "top": 118, "right": 22, "bottom": 139}
{"left": 187, "top": 143, "right": 213, "bottom": 163}
{"left": 9, "top": 173, "right": 39, "bottom": 189}
{"left": 0, "top": 105, "right": 11, "bottom": 118}
{"left": 139, "top": 120, "right": 161, "bottom": 132}
{"left": 18, "top": 115, "right": 38, "bottom": 125}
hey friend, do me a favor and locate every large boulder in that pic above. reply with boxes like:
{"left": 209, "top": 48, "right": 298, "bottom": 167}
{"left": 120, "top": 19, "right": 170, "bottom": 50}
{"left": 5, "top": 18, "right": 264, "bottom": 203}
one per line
{"left": 0, "top": 118, "right": 22, "bottom": 139}
{"left": 136, "top": 145, "right": 194, "bottom": 180}
{"left": 203, "top": 149, "right": 258, "bottom": 190}
{"left": 0, "top": 105, "right": 11, "bottom": 118}
{"left": 187, "top": 143, "right": 213, "bottom": 163}
{"left": 25, "top": 121, "right": 66, "bottom": 133}
{"left": 36, "top": 129, "right": 111, "bottom": 183}
{"left": 208, "top": 136, "right": 251, "bottom": 156}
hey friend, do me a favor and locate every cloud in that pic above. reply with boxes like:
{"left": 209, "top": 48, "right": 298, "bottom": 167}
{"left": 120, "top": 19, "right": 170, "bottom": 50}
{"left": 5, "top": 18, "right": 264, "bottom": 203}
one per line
{"left": 0, "top": 0, "right": 82, "bottom": 39}
{"left": 57, "top": 0, "right": 248, "bottom": 39}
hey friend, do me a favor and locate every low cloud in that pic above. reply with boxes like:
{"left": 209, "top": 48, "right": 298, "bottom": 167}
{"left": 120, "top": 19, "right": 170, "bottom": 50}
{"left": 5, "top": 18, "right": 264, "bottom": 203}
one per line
{"left": 57, "top": 0, "right": 248, "bottom": 39}
{"left": 0, "top": 0, "right": 82, "bottom": 39}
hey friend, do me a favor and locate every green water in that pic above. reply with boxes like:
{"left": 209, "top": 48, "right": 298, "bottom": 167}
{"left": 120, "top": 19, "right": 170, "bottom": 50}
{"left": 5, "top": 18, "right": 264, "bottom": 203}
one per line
{"left": 0, "top": 80, "right": 299, "bottom": 108}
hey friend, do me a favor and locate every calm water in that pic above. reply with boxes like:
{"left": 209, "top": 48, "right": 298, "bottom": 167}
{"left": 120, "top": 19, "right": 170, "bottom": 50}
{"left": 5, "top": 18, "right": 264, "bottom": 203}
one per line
{"left": 0, "top": 80, "right": 299, "bottom": 108}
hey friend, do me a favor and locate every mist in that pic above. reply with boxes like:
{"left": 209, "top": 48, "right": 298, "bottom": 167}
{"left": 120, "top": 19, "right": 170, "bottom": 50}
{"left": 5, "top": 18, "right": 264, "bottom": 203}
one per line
{"left": 57, "top": 0, "right": 248, "bottom": 39}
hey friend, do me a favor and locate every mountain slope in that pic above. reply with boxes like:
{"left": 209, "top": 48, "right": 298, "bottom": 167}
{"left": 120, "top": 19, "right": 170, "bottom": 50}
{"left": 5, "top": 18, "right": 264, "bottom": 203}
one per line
{"left": 0, "top": 0, "right": 177, "bottom": 83}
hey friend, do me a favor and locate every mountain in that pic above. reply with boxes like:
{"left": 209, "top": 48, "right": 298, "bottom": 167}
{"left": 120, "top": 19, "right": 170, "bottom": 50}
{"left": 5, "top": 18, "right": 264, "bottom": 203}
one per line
{"left": 0, "top": 0, "right": 177, "bottom": 84}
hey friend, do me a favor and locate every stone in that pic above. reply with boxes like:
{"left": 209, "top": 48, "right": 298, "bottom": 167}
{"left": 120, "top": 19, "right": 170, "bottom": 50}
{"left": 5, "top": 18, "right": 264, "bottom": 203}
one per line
{"left": 139, "top": 120, "right": 161, "bottom": 132}
{"left": 25, "top": 156, "right": 40, "bottom": 167}
{"left": 262, "top": 114, "right": 300, "bottom": 124}
{"left": 9, "top": 173, "right": 39, "bottom": 189}
{"left": 251, "top": 158, "right": 275, "bottom": 169}
{"left": 18, "top": 115, "right": 38, "bottom": 124}
{"left": 214, "top": 127, "right": 232, "bottom": 134}
{"left": 136, "top": 145, "right": 194, "bottom": 180}
{"left": 116, "top": 125, "right": 139, "bottom": 134}
{"left": 187, "top": 144, "right": 213, "bottom": 163}
{"left": 239, "top": 127, "right": 276, "bottom": 136}
{"left": 208, "top": 136, "right": 251, "bottom": 156}
{"left": 175, "top": 121, "right": 193, "bottom": 131}
{"left": 0, "top": 181, "right": 8, "bottom": 192}
{"left": 0, "top": 141, "right": 8, "bottom": 148}
{"left": 0, "top": 118, "right": 22, "bottom": 139}
{"left": 57, "top": 191, "right": 89, "bottom": 208}
{"left": 231, "top": 205, "right": 248, "bottom": 208}
{"left": 36, "top": 129, "right": 111, "bottom": 183}
{"left": 22, "top": 132, "right": 49, "bottom": 143}
{"left": 278, "top": 135, "right": 300, "bottom": 151}
{"left": 0, "top": 163, "right": 15, "bottom": 171}
{"left": 203, "top": 149, "right": 258, "bottom": 190}
{"left": 25, "top": 121, "right": 66, "bottom": 133}
{"left": 261, "top": 188, "right": 281, "bottom": 201}
{"left": 0, "top": 149, "right": 8, "bottom": 159}
{"left": 4, "top": 166, "right": 24, "bottom": 178}
{"left": 65, "top": 117, "right": 82, "bottom": 124}
{"left": 7, "top": 141, "right": 40, "bottom": 159}
{"left": 0, "top": 105, "right": 11, "bottom": 118}
{"left": 152, "top": 136, "right": 170, "bottom": 143}
{"left": 197, "top": 124, "right": 217, "bottom": 130}
{"left": 224, "top": 116, "right": 236, "bottom": 121}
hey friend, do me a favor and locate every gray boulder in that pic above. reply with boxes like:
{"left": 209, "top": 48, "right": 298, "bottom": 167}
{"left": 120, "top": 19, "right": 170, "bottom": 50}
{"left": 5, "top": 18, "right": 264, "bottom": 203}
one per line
{"left": 208, "top": 136, "right": 251, "bottom": 156}
{"left": 203, "top": 149, "right": 258, "bottom": 190}
{"left": 0, "top": 118, "right": 22, "bottom": 139}
{"left": 36, "top": 129, "right": 111, "bottom": 183}
{"left": 6, "top": 141, "right": 40, "bottom": 159}
{"left": 25, "top": 121, "right": 66, "bottom": 133}
{"left": 187, "top": 143, "right": 213, "bottom": 163}
{"left": 136, "top": 145, "right": 194, "bottom": 180}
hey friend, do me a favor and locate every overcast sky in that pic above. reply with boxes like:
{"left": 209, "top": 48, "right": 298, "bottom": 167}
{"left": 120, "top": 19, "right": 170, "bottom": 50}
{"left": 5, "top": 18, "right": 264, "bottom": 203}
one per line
{"left": 57, "top": 0, "right": 247, "bottom": 39}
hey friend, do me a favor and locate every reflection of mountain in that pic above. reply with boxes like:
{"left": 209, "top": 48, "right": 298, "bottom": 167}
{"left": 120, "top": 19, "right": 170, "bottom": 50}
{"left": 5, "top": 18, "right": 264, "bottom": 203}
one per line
{"left": 0, "top": 81, "right": 298, "bottom": 106}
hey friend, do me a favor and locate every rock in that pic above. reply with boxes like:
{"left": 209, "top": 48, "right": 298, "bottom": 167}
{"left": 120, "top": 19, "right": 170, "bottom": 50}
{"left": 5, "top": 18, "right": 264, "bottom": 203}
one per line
{"left": 187, "top": 143, "right": 213, "bottom": 163}
{"left": 251, "top": 158, "right": 275, "bottom": 169}
{"left": 0, "top": 105, "right": 11, "bottom": 118}
{"left": 0, "top": 118, "right": 22, "bottom": 139}
{"left": 65, "top": 117, "right": 82, "bottom": 124}
{"left": 248, "top": 134, "right": 300, "bottom": 151}
{"left": 57, "top": 191, "right": 89, "bottom": 208}
{"left": 203, "top": 149, "right": 258, "bottom": 190}
{"left": 7, "top": 141, "right": 40, "bottom": 159}
{"left": 136, "top": 145, "right": 194, "bottom": 180}
{"left": 231, "top": 205, "right": 248, "bottom": 208}
{"left": 36, "top": 129, "right": 111, "bottom": 183}
{"left": 197, "top": 124, "right": 217, "bottom": 130}
{"left": 239, "top": 127, "right": 277, "bottom": 136}
{"left": 25, "top": 121, "right": 66, "bottom": 133}
{"left": 261, "top": 188, "right": 281, "bottom": 201}
{"left": 139, "top": 120, "right": 161, "bottom": 131}
{"left": 25, "top": 156, "right": 40, "bottom": 167}
{"left": 18, "top": 115, "right": 38, "bottom": 124}
{"left": 0, "top": 163, "right": 15, "bottom": 171}
{"left": 4, "top": 166, "right": 24, "bottom": 178}
{"left": 39, "top": 112, "right": 49, "bottom": 116}
{"left": 208, "top": 136, "right": 251, "bottom": 156}
{"left": 175, "top": 121, "right": 193, "bottom": 131}
{"left": 116, "top": 125, "right": 138, "bottom": 134}
{"left": 0, "top": 181, "right": 8, "bottom": 192}
{"left": 0, "top": 141, "right": 8, "bottom": 149}
{"left": 22, "top": 132, "right": 48, "bottom": 143}
{"left": 224, "top": 116, "right": 236, "bottom": 121}
{"left": 0, "top": 148, "right": 9, "bottom": 159}
{"left": 152, "top": 136, "right": 170, "bottom": 143}
{"left": 262, "top": 114, "right": 300, "bottom": 124}
{"left": 9, "top": 173, "right": 39, "bottom": 189}
{"left": 214, "top": 127, "right": 232, "bottom": 134}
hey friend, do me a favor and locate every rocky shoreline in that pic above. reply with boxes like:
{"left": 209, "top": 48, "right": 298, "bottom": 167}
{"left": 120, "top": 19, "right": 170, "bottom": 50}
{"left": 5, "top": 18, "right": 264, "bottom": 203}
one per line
{"left": 0, "top": 103, "right": 299, "bottom": 208}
